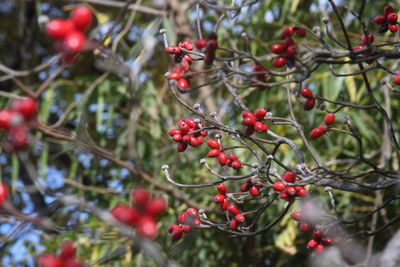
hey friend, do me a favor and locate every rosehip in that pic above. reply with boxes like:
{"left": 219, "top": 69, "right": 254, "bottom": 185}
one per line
{"left": 389, "top": 24, "right": 398, "bottom": 32}
{"left": 394, "top": 74, "right": 400, "bottom": 85}
{"left": 169, "top": 129, "right": 180, "bottom": 136}
{"left": 290, "top": 211, "right": 302, "bottom": 221}
{"left": 166, "top": 46, "right": 182, "bottom": 54}
{"left": 322, "top": 237, "right": 334, "bottom": 246}
{"left": 178, "top": 212, "right": 188, "bottom": 224}
{"left": 241, "top": 110, "right": 253, "bottom": 118}
{"left": 235, "top": 214, "right": 245, "bottom": 223}
{"left": 227, "top": 204, "right": 240, "bottom": 215}
{"left": 177, "top": 142, "right": 188, "bottom": 152}
{"left": 315, "top": 244, "right": 324, "bottom": 254}
{"left": 111, "top": 204, "right": 139, "bottom": 225}
{"left": 208, "top": 149, "right": 220, "bottom": 157}
{"left": 218, "top": 152, "right": 228, "bottom": 165}
{"left": 307, "top": 239, "right": 318, "bottom": 249}
{"left": 231, "top": 160, "right": 242, "bottom": 170}
{"left": 181, "top": 225, "right": 191, "bottom": 232}
{"left": 0, "top": 183, "right": 8, "bottom": 206}
{"left": 299, "top": 223, "right": 310, "bottom": 232}
{"left": 374, "top": 15, "right": 386, "bottom": 25}
{"left": 220, "top": 198, "right": 228, "bottom": 210}
{"left": 11, "top": 97, "right": 37, "bottom": 121}
{"left": 271, "top": 43, "right": 285, "bottom": 54}
{"left": 168, "top": 224, "right": 179, "bottom": 233}
{"left": 229, "top": 154, "right": 238, "bottom": 161}
{"left": 46, "top": 19, "right": 74, "bottom": 39}
{"left": 286, "top": 186, "right": 296, "bottom": 195}
{"left": 64, "top": 31, "right": 85, "bottom": 53}
{"left": 217, "top": 183, "right": 227, "bottom": 195}
{"left": 244, "top": 126, "right": 255, "bottom": 136}
{"left": 309, "top": 126, "right": 327, "bottom": 139}
{"left": 70, "top": 5, "right": 93, "bottom": 32}
{"left": 273, "top": 57, "right": 286, "bottom": 68}
{"left": 384, "top": 5, "right": 395, "bottom": 17}
{"left": 60, "top": 241, "right": 76, "bottom": 260}
{"left": 295, "top": 27, "right": 306, "bottom": 37}
{"left": 171, "top": 228, "right": 183, "bottom": 240}
{"left": 300, "top": 88, "right": 313, "bottom": 99}
{"left": 177, "top": 78, "right": 189, "bottom": 89}
{"left": 249, "top": 186, "right": 259, "bottom": 196}
{"left": 313, "top": 229, "right": 323, "bottom": 240}
{"left": 207, "top": 139, "right": 220, "bottom": 150}
{"left": 361, "top": 34, "right": 374, "bottom": 45}
{"left": 0, "top": 110, "right": 14, "bottom": 129}
{"left": 132, "top": 187, "right": 149, "bottom": 206}
{"left": 324, "top": 113, "right": 335, "bottom": 125}
{"left": 286, "top": 45, "right": 297, "bottom": 56}
{"left": 137, "top": 216, "right": 157, "bottom": 238}
{"left": 282, "top": 172, "right": 296, "bottom": 183}
{"left": 296, "top": 187, "right": 308, "bottom": 197}
{"left": 243, "top": 115, "right": 256, "bottom": 126}
{"left": 195, "top": 39, "right": 207, "bottom": 49}
{"left": 38, "top": 254, "right": 62, "bottom": 267}
{"left": 230, "top": 219, "right": 237, "bottom": 230}
{"left": 304, "top": 98, "right": 316, "bottom": 110}
{"left": 146, "top": 197, "right": 166, "bottom": 217}
{"left": 214, "top": 194, "right": 225, "bottom": 204}
{"left": 272, "top": 181, "right": 286, "bottom": 191}
{"left": 387, "top": 13, "right": 398, "bottom": 24}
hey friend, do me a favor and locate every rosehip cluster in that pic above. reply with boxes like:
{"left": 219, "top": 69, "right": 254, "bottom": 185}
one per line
{"left": 300, "top": 88, "right": 315, "bottom": 111}
{"left": 240, "top": 178, "right": 263, "bottom": 196}
{"left": 290, "top": 210, "right": 312, "bottom": 232}
{"left": 46, "top": 5, "right": 93, "bottom": 64}
{"left": 242, "top": 108, "right": 269, "bottom": 136}
{"left": 207, "top": 140, "right": 242, "bottom": 170}
{"left": 271, "top": 26, "right": 306, "bottom": 68}
{"left": 309, "top": 112, "right": 335, "bottom": 140}
{"left": 0, "top": 97, "right": 38, "bottom": 152}
{"left": 306, "top": 230, "right": 333, "bottom": 254}
{"left": 111, "top": 188, "right": 166, "bottom": 239}
{"left": 353, "top": 34, "right": 374, "bottom": 65}
{"left": 168, "top": 207, "right": 202, "bottom": 241}
{"left": 0, "top": 183, "right": 8, "bottom": 207}
{"left": 250, "top": 64, "right": 268, "bottom": 91}
{"left": 214, "top": 183, "right": 229, "bottom": 211}
{"left": 272, "top": 172, "right": 307, "bottom": 202}
{"left": 169, "top": 118, "right": 207, "bottom": 152}
{"left": 374, "top": 5, "right": 398, "bottom": 33}
{"left": 38, "top": 241, "right": 83, "bottom": 267}
{"left": 166, "top": 41, "right": 194, "bottom": 90}
{"left": 195, "top": 33, "right": 219, "bottom": 65}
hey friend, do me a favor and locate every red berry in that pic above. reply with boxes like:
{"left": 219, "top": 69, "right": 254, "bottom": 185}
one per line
{"left": 313, "top": 229, "right": 323, "bottom": 240}
{"left": 193, "top": 218, "right": 202, "bottom": 226}
{"left": 165, "top": 46, "right": 182, "bottom": 54}
{"left": 389, "top": 24, "right": 398, "bottom": 32}
{"left": 243, "top": 115, "right": 256, "bottom": 126}
{"left": 307, "top": 239, "right": 318, "bottom": 249}
{"left": 179, "top": 40, "right": 193, "bottom": 50}
{"left": 137, "top": 216, "right": 157, "bottom": 238}
{"left": 214, "top": 194, "right": 225, "bottom": 204}
{"left": 218, "top": 152, "right": 228, "bottom": 165}
{"left": 300, "top": 88, "right": 313, "bottom": 99}
{"left": 9, "top": 127, "right": 28, "bottom": 149}
{"left": 249, "top": 186, "right": 259, "bottom": 196}
{"left": 111, "top": 204, "right": 139, "bottom": 225}
{"left": 187, "top": 208, "right": 198, "bottom": 217}
{"left": 286, "top": 186, "right": 296, "bottom": 195}
{"left": 169, "top": 129, "right": 180, "bottom": 136}
{"left": 0, "top": 110, "right": 14, "bottom": 129}
{"left": 146, "top": 197, "right": 166, "bottom": 217}
{"left": 185, "top": 118, "right": 196, "bottom": 128}
{"left": 295, "top": 27, "right": 306, "bottom": 37}
{"left": 282, "top": 172, "right": 296, "bottom": 183}
{"left": 220, "top": 198, "right": 228, "bottom": 210}
{"left": 177, "top": 142, "right": 188, "bottom": 152}
{"left": 324, "top": 113, "right": 335, "bottom": 125}
{"left": 207, "top": 139, "right": 220, "bottom": 150}
{"left": 394, "top": 74, "right": 400, "bottom": 85}
{"left": 11, "top": 98, "right": 37, "bottom": 121}
{"left": 304, "top": 98, "right": 316, "bottom": 110}
{"left": 283, "top": 37, "right": 294, "bottom": 48}
{"left": 178, "top": 212, "right": 188, "bottom": 224}
{"left": 290, "top": 211, "right": 302, "bottom": 221}
{"left": 241, "top": 110, "right": 253, "bottom": 118}
{"left": 254, "top": 108, "right": 267, "bottom": 119}
{"left": 281, "top": 26, "right": 294, "bottom": 39}
{"left": 227, "top": 204, "right": 240, "bottom": 215}
{"left": 361, "top": 34, "right": 374, "bottom": 45}
{"left": 229, "top": 154, "right": 238, "bottom": 161}
{"left": 63, "top": 259, "right": 83, "bottom": 267}
{"left": 181, "top": 224, "right": 191, "bottom": 232}
{"left": 231, "top": 160, "right": 242, "bottom": 170}
{"left": 273, "top": 57, "right": 286, "bottom": 68}
{"left": 171, "top": 228, "right": 183, "bottom": 241}
{"left": 70, "top": 5, "right": 93, "bottom": 32}
{"left": 208, "top": 149, "right": 220, "bottom": 157}
{"left": 178, "top": 120, "right": 190, "bottom": 134}
{"left": 271, "top": 43, "right": 285, "bottom": 54}
{"left": 217, "top": 183, "right": 227, "bottom": 195}
{"left": 230, "top": 219, "right": 237, "bottom": 230}
{"left": 322, "top": 237, "right": 334, "bottom": 246}
{"left": 64, "top": 31, "right": 85, "bottom": 53}
{"left": 244, "top": 126, "right": 255, "bottom": 136}
{"left": 0, "top": 183, "right": 8, "bottom": 206}
{"left": 132, "top": 187, "right": 150, "bottom": 206}
{"left": 240, "top": 183, "right": 249, "bottom": 192}
{"left": 296, "top": 187, "right": 308, "bottom": 197}
{"left": 168, "top": 224, "right": 179, "bottom": 233}
{"left": 309, "top": 126, "right": 327, "bottom": 139}
{"left": 315, "top": 244, "right": 324, "bottom": 254}
{"left": 286, "top": 45, "right": 297, "bottom": 56}
{"left": 384, "top": 5, "right": 395, "bottom": 17}
{"left": 299, "top": 223, "right": 310, "bottom": 232}
{"left": 387, "top": 13, "right": 398, "bottom": 24}
{"left": 279, "top": 192, "right": 288, "bottom": 199}
{"left": 177, "top": 78, "right": 189, "bottom": 89}
{"left": 374, "top": 15, "right": 386, "bottom": 25}
{"left": 172, "top": 134, "right": 182, "bottom": 142}
{"left": 195, "top": 39, "right": 207, "bottom": 49}
{"left": 272, "top": 181, "right": 286, "bottom": 191}
{"left": 46, "top": 19, "right": 74, "bottom": 39}
{"left": 38, "top": 254, "right": 62, "bottom": 267}
{"left": 235, "top": 213, "right": 245, "bottom": 223}
{"left": 189, "top": 136, "right": 199, "bottom": 147}
{"left": 207, "top": 39, "right": 218, "bottom": 50}
{"left": 60, "top": 241, "right": 76, "bottom": 260}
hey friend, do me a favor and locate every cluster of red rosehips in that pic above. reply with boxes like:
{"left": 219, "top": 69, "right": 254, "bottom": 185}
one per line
{"left": 309, "top": 113, "right": 335, "bottom": 140}
{"left": 46, "top": 5, "right": 93, "bottom": 64}
{"left": 374, "top": 5, "right": 398, "bottom": 33}
{"left": 169, "top": 118, "right": 207, "bottom": 152}
{"left": 250, "top": 64, "right": 268, "bottom": 91}
{"left": 168, "top": 208, "right": 202, "bottom": 241}
{"left": 38, "top": 241, "right": 83, "bottom": 267}
{"left": 300, "top": 88, "right": 315, "bottom": 111}
{"left": 0, "top": 97, "right": 37, "bottom": 152}
{"left": 242, "top": 108, "right": 269, "bottom": 136}
{"left": 207, "top": 139, "right": 242, "bottom": 170}
{"left": 353, "top": 34, "right": 374, "bottom": 64}
{"left": 240, "top": 178, "right": 263, "bottom": 196}
{"left": 195, "top": 33, "right": 219, "bottom": 65}
{"left": 271, "top": 26, "right": 306, "bottom": 68}
{"left": 306, "top": 230, "right": 333, "bottom": 254}
{"left": 166, "top": 41, "right": 194, "bottom": 90}
{"left": 0, "top": 183, "right": 8, "bottom": 207}
{"left": 111, "top": 188, "right": 166, "bottom": 238}
{"left": 272, "top": 172, "right": 307, "bottom": 202}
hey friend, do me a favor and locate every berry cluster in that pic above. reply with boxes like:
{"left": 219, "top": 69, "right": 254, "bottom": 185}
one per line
{"left": 300, "top": 88, "right": 315, "bottom": 111}
{"left": 38, "top": 241, "right": 83, "bottom": 267}
{"left": 166, "top": 41, "right": 194, "bottom": 90}
{"left": 374, "top": 5, "right": 398, "bottom": 33}
{"left": 272, "top": 172, "right": 307, "bottom": 202}
{"left": 214, "top": 183, "right": 229, "bottom": 211}
{"left": 207, "top": 139, "right": 242, "bottom": 170}
{"left": 309, "top": 113, "right": 335, "bottom": 140}
{"left": 250, "top": 64, "right": 268, "bottom": 91}
{"left": 353, "top": 34, "right": 374, "bottom": 65}
{"left": 0, "top": 183, "right": 8, "bottom": 207}
{"left": 271, "top": 26, "right": 306, "bottom": 68}
{"left": 111, "top": 188, "right": 166, "bottom": 238}
{"left": 195, "top": 33, "right": 219, "bottom": 65}
{"left": 240, "top": 178, "right": 263, "bottom": 197}
{"left": 169, "top": 118, "right": 207, "bottom": 152}
{"left": 46, "top": 5, "right": 93, "bottom": 64}
{"left": 242, "top": 108, "right": 269, "bottom": 136}
{"left": 168, "top": 207, "right": 202, "bottom": 241}
{"left": 0, "top": 97, "right": 37, "bottom": 152}
{"left": 307, "top": 230, "right": 333, "bottom": 254}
